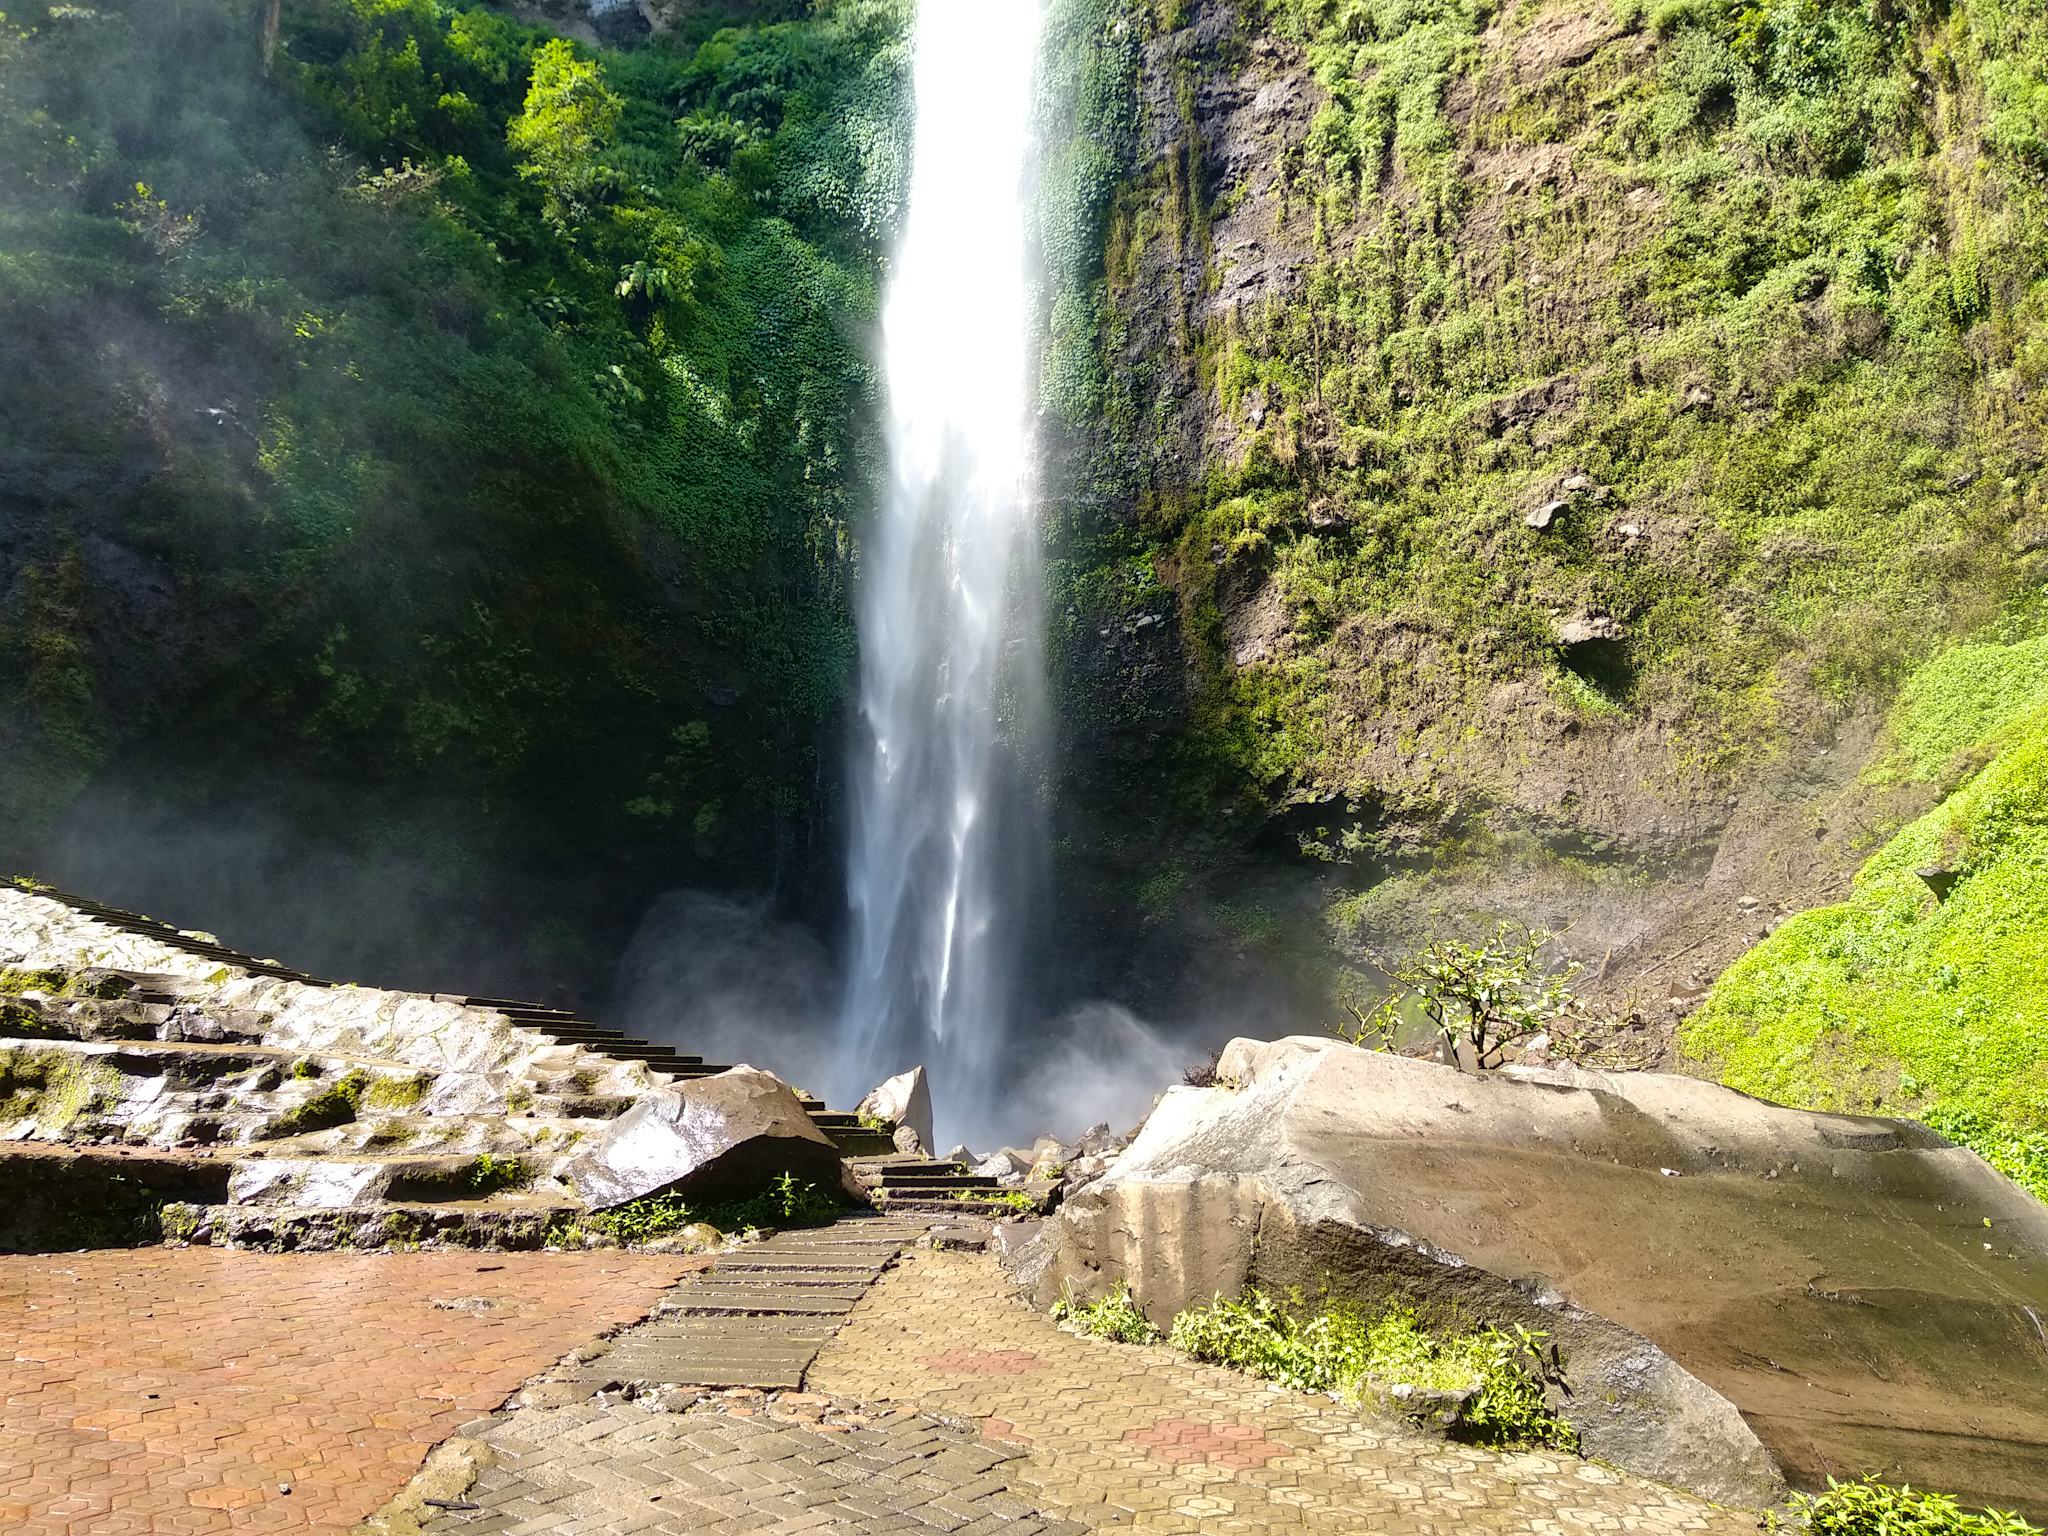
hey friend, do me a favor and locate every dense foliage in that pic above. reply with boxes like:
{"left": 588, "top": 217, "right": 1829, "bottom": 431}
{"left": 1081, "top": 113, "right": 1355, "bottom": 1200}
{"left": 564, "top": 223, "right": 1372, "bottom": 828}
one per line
{"left": 1053, "top": 1279, "right": 1161, "bottom": 1341}
{"left": 0, "top": 0, "right": 908, "bottom": 983}
{"left": 1686, "top": 616, "right": 2048, "bottom": 1199}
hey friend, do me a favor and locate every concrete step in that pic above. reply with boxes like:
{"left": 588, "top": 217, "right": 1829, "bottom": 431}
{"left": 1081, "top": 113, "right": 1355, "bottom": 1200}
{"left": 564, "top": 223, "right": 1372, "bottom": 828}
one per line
{"left": 876, "top": 1193, "right": 1039, "bottom": 1216}
{"left": 19, "top": 888, "right": 325, "bottom": 984}
{"left": 876, "top": 1170, "right": 996, "bottom": 1190}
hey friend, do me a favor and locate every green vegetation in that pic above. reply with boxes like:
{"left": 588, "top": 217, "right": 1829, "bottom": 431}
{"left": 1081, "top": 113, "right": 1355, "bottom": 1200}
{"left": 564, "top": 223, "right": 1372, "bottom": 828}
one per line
{"left": 1035, "top": 0, "right": 1143, "bottom": 423}
{"left": 0, "top": 1046, "right": 121, "bottom": 1130}
{"left": 1061, "top": 0, "right": 2048, "bottom": 827}
{"left": 0, "top": 968, "right": 67, "bottom": 995}
{"left": 44, "top": 1172, "right": 173, "bottom": 1248}
{"left": 262, "top": 1067, "right": 370, "bottom": 1137}
{"left": 1339, "top": 922, "right": 1578, "bottom": 1064}
{"left": 1, "top": 0, "right": 911, "bottom": 967}
{"left": 1782, "top": 1474, "right": 2042, "bottom": 1536}
{"left": 549, "top": 1170, "right": 841, "bottom": 1247}
{"left": 1686, "top": 626, "right": 2048, "bottom": 1200}
{"left": 1167, "top": 1288, "right": 1577, "bottom": 1450}
{"left": 465, "top": 1151, "right": 528, "bottom": 1194}
{"left": 364, "top": 1073, "right": 430, "bottom": 1109}
{"left": 1053, "top": 1280, "right": 1160, "bottom": 1342}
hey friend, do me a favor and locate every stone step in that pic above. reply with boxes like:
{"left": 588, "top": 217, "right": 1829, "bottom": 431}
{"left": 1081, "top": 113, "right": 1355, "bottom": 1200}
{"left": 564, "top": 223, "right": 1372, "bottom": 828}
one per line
{"left": 254, "top": 1113, "right": 601, "bottom": 1159}
{"left": 537, "top": 1094, "right": 635, "bottom": 1118}
{"left": 168, "top": 1195, "right": 576, "bottom": 1252}
{"left": 875, "top": 1170, "right": 995, "bottom": 1189}
{"left": 225, "top": 1151, "right": 554, "bottom": 1207}
{"left": 20, "top": 888, "right": 325, "bottom": 985}
{"left": 876, "top": 1195, "right": 1036, "bottom": 1215}
{"left": 0, "top": 1036, "right": 420, "bottom": 1078}
{"left": 1, "top": 1141, "right": 237, "bottom": 1250}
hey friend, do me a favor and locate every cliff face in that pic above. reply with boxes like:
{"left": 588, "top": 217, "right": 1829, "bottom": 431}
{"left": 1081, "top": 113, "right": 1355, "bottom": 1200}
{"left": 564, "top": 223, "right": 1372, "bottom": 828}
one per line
{"left": 1045, "top": 0, "right": 2048, "bottom": 1036}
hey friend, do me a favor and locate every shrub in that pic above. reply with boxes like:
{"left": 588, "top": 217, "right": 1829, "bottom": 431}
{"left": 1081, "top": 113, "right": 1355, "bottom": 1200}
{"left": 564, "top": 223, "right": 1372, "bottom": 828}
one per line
{"left": 557, "top": 1171, "right": 844, "bottom": 1248}
{"left": 1340, "top": 923, "right": 1579, "bottom": 1068}
{"left": 1783, "top": 1475, "right": 2042, "bottom": 1536}
{"left": 1168, "top": 1289, "right": 1577, "bottom": 1450}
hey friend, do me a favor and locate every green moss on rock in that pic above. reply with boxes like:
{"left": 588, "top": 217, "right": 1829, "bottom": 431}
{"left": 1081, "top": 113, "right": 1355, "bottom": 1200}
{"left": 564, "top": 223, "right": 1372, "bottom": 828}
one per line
{"left": 1686, "top": 633, "right": 2048, "bottom": 1200}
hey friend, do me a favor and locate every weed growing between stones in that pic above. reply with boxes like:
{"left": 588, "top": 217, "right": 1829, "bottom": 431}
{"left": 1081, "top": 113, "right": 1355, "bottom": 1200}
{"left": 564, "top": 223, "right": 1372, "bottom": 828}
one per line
{"left": 1168, "top": 1290, "right": 1577, "bottom": 1451}
{"left": 1780, "top": 1474, "right": 2042, "bottom": 1536}
{"left": 465, "top": 1154, "right": 529, "bottom": 1196}
{"left": 547, "top": 1173, "right": 843, "bottom": 1248}
{"left": 1053, "top": 1281, "right": 1159, "bottom": 1343}
{"left": 957, "top": 1188, "right": 1038, "bottom": 1213}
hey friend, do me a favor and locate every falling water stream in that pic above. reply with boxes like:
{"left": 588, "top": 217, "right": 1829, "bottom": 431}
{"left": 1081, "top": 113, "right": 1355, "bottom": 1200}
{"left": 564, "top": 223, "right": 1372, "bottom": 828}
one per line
{"left": 836, "top": 1, "right": 1049, "bottom": 1138}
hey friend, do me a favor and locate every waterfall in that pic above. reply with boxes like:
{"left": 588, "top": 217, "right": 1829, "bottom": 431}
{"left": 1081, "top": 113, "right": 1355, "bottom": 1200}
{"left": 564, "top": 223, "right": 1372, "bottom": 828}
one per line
{"left": 837, "top": 1, "right": 1048, "bottom": 1138}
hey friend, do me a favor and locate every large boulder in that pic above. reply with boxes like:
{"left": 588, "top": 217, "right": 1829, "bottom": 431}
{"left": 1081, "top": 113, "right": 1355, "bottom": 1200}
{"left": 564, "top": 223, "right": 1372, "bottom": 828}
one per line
{"left": 856, "top": 1066, "right": 933, "bottom": 1156}
{"left": 1027, "top": 1036, "right": 2048, "bottom": 1516}
{"left": 562, "top": 1066, "right": 843, "bottom": 1210}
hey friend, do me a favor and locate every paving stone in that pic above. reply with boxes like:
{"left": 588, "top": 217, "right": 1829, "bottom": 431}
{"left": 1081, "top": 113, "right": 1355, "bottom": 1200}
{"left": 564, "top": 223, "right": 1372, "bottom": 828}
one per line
{"left": 806, "top": 1251, "right": 1764, "bottom": 1536}
{"left": 0, "top": 1247, "right": 696, "bottom": 1535}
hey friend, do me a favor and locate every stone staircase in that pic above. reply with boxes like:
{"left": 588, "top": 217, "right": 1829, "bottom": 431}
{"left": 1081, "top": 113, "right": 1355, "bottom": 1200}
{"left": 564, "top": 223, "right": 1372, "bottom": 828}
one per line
{"left": 854, "top": 1156, "right": 1048, "bottom": 1218}
{"left": 2, "top": 882, "right": 1037, "bottom": 1251}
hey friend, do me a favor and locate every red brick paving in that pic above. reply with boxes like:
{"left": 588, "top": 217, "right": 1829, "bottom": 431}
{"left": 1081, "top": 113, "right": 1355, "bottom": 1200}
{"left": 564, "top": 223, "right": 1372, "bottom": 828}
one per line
{"left": 0, "top": 1247, "right": 703, "bottom": 1535}
{"left": 916, "top": 1347, "right": 1046, "bottom": 1376}
{"left": 1123, "top": 1417, "right": 1293, "bottom": 1469}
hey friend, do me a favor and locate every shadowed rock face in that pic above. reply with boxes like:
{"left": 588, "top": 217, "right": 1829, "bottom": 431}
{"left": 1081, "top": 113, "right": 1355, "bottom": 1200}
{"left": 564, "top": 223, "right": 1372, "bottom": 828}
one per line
{"left": 1030, "top": 1037, "right": 2048, "bottom": 1515}
{"left": 563, "top": 1066, "right": 843, "bottom": 1210}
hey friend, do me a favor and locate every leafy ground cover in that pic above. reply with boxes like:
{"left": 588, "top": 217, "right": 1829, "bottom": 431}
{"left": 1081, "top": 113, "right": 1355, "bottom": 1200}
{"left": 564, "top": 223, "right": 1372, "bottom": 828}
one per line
{"left": 1169, "top": 1288, "right": 1577, "bottom": 1450}
{"left": 1058, "top": 1279, "right": 1577, "bottom": 1451}
{"left": 1685, "top": 621, "right": 2048, "bottom": 1199}
{"left": 1785, "top": 1474, "right": 2042, "bottom": 1536}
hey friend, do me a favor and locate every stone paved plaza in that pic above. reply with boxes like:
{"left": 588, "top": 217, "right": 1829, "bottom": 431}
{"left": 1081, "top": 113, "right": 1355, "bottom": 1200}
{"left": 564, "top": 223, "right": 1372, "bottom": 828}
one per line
{"left": 0, "top": 1226, "right": 1766, "bottom": 1535}
{"left": 805, "top": 1251, "right": 1756, "bottom": 1536}
{"left": 0, "top": 1247, "right": 699, "bottom": 1534}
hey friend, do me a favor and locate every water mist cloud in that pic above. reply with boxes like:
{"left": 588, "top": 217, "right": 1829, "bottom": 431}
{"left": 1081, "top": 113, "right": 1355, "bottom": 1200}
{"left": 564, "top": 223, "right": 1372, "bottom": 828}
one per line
{"left": 985, "top": 1001, "right": 1195, "bottom": 1150}
{"left": 612, "top": 890, "right": 839, "bottom": 1097}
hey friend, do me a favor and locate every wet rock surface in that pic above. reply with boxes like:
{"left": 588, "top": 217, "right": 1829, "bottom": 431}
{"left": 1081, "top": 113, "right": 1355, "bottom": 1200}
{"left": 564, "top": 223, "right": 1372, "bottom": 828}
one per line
{"left": 1028, "top": 1036, "right": 2048, "bottom": 1516}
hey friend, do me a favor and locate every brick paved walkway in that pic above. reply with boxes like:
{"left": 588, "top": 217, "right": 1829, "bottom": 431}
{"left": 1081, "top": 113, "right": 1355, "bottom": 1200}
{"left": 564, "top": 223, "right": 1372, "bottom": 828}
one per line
{"left": 423, "top": 1398, "right": 1092, "bottom": 1536}
{"left": 0, "top": 1247, "right": 700, "bottom": 1535}
{"left": 807, "top": 1251, "right": 1762, "bottom": 1536}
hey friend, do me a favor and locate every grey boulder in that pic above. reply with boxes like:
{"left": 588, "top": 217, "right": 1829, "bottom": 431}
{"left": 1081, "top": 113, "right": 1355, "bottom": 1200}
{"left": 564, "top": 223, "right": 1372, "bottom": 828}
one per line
{"left": 857, "top": 1066, "right": 933, "bottom": 1155}
{"left": 1027, "top": 1036, "right": 2048, "bottom": 1517}
{"left": 563, "top": 1066, "right": 842, "bottom": 1210}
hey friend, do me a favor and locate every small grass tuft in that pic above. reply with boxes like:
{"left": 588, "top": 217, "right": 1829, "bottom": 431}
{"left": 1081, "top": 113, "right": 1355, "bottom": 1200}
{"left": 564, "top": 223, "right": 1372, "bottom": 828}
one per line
{"left": 1053, "top": 1281, "right": 1160, "bottom": 1343}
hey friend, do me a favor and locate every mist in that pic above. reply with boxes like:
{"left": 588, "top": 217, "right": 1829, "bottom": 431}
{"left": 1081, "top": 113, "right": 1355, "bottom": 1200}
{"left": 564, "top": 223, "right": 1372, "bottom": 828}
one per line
{"left": 612, "top": 889, "right": 842, "bottom": 1096}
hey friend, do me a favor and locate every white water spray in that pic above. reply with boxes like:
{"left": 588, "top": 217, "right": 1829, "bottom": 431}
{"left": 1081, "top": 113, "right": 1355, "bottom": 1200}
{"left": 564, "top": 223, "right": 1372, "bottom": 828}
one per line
{"left": 838, "top": 1, "right": 1048, "bottom": 1135}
